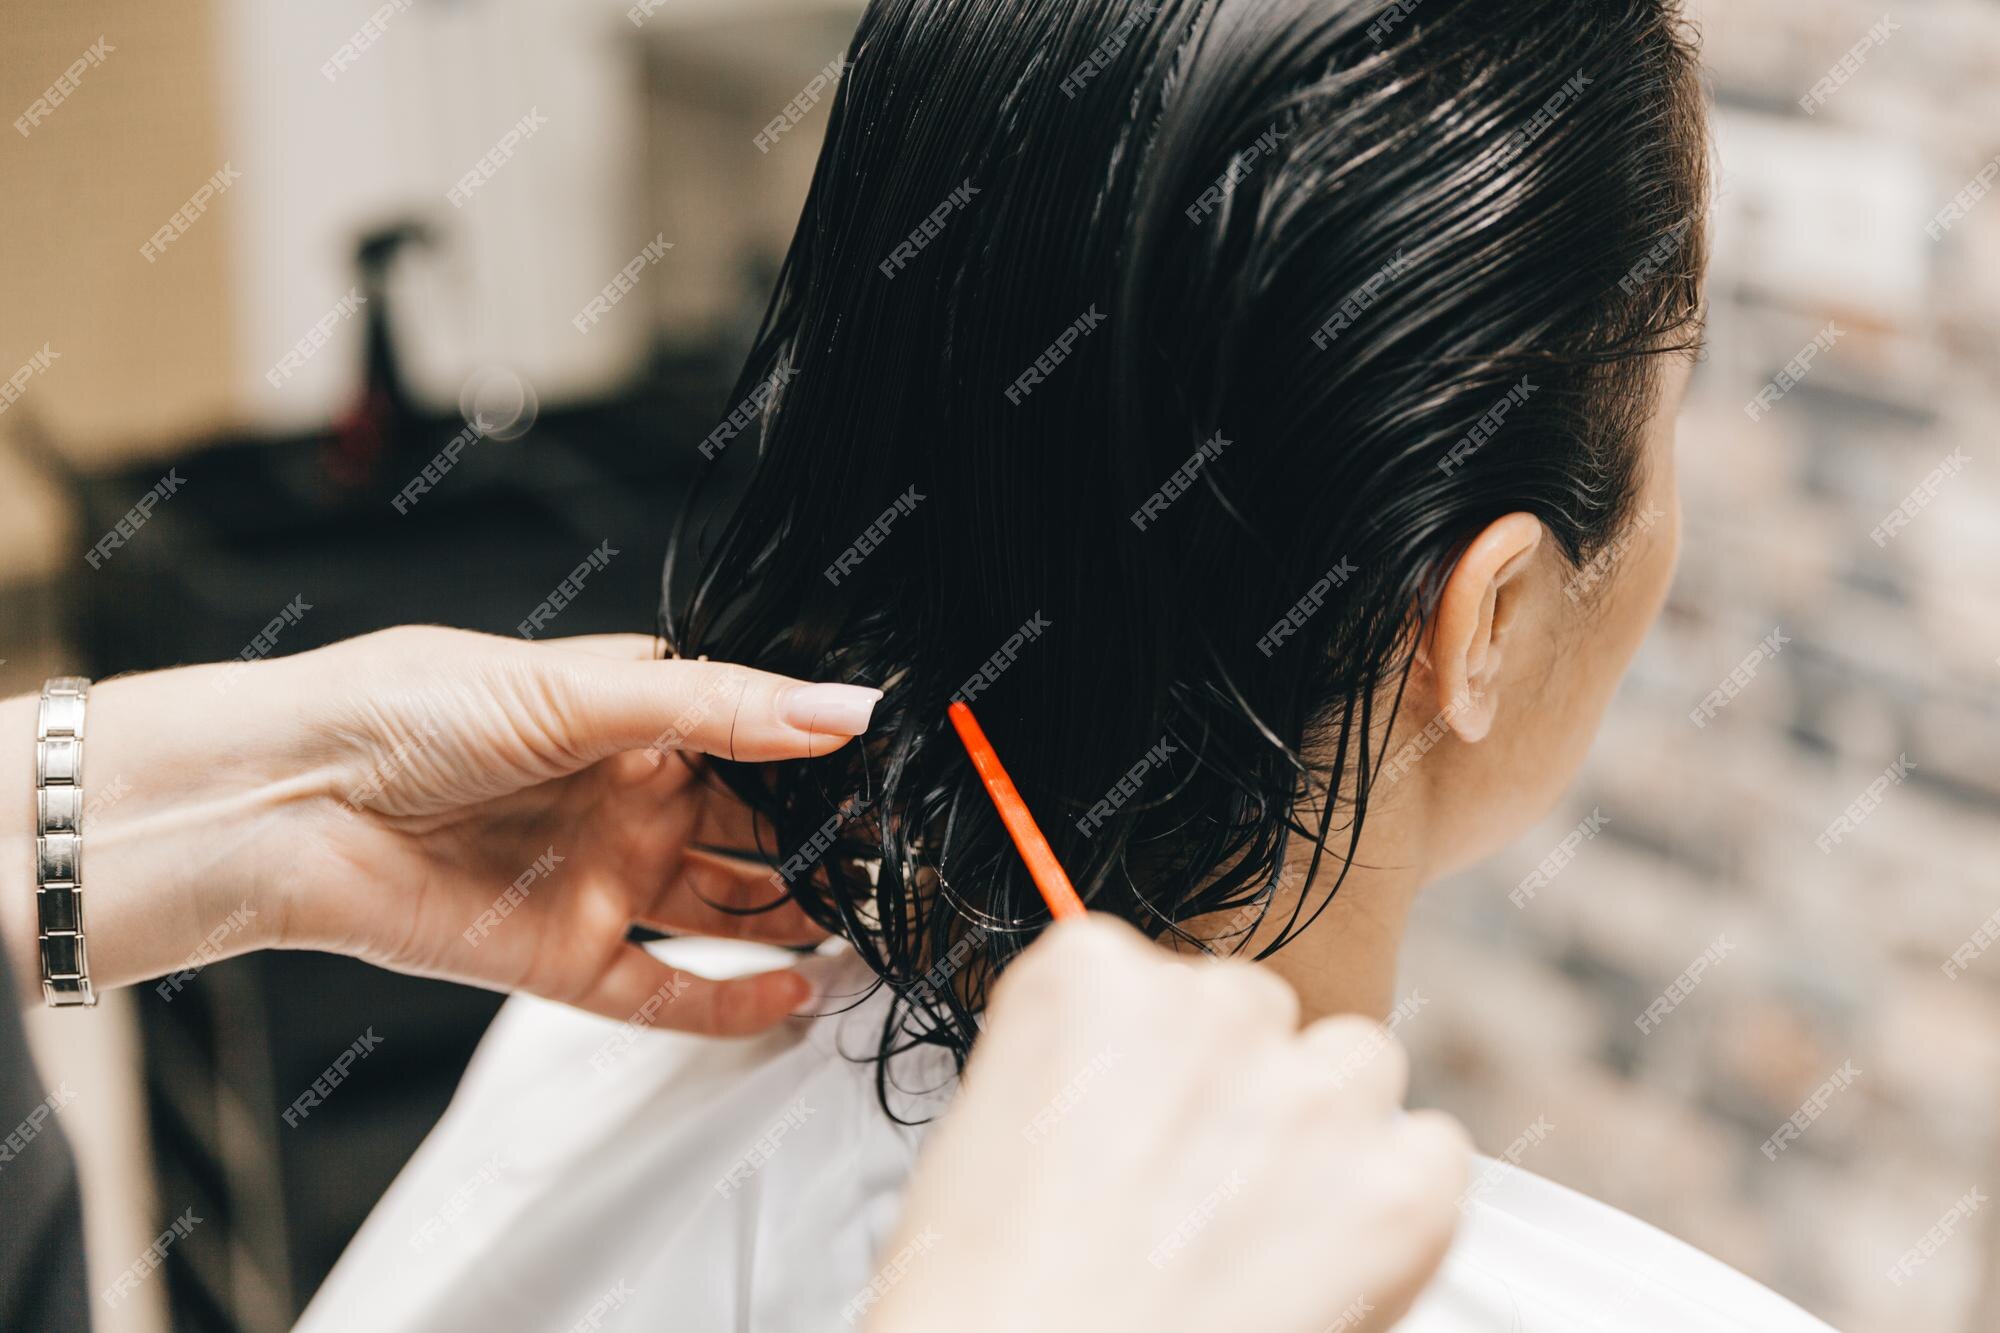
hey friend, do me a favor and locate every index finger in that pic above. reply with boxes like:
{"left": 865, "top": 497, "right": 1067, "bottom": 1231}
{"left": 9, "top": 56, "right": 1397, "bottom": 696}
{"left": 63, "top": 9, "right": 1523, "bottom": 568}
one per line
{"left": 537, "top": 650, "right": 883, "bottom": 765}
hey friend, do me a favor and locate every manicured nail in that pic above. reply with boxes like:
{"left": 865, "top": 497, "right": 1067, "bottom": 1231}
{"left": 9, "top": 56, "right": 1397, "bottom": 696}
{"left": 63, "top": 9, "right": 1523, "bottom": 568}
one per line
{"left": 778, "top": 683, "right": 882, "bottom": 736}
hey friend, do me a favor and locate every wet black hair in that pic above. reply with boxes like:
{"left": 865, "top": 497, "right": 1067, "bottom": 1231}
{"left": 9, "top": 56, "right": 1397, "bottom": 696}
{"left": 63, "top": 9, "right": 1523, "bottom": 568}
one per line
{"left": 664, "top": 0, "right": 1708, "bottom": 1110}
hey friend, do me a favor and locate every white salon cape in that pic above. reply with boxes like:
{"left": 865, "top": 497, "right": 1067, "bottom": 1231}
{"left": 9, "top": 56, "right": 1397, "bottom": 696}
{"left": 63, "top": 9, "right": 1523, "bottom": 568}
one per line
{"left": 299, "top": 940, "right": 1838, "bottom": 1333}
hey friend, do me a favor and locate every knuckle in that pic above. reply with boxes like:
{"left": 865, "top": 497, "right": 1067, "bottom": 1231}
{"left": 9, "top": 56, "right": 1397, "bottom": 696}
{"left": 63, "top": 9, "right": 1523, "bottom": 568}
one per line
{"left": 505, "top": 658, "right": 595, "bottom": 772}
{"left": 636, "top": 659, "right": 743, "bottom": 757}
{"left": 1360, "top": 1121, "right": 1469, "bottom": 1232}
{"left": 1308, "top": 1013, "right": 1394, "bottom": 1066}
{"left": 1371, "top": 1026, "right": 1411, "bottom": 1084}
{"left": 1401, "top": 1110, "right": 1474, "bottom": 1184}
{"left": 1196, "top": 959, "right": 1297, "bottom": 1033}
{"left": 707, "top": 666, "right": 761, "bottom": 759}
{"left": 993, "top": 927, "right": 1073, "bottom": 1003}
{"left": 1300, "top": 1015, "right": 1407, "bottom": 1103}
{"left": 367, "top": 623, "right": 474, "bottom": 661}
{"left": 1062, "top": 915, "right": 1141, "bottom": 967}
{"left": 1318, "top": 1012, "right": 1391, "bottom": 1045}
{"left": 1244, "top": 963, "right": 1300, "bottom": 1020}
{"left": 1359, "top": 1153, "right": 1441, "bottom": 1225}
{"left": 1020, "top": 916, "right": 1116, "bottom": 980}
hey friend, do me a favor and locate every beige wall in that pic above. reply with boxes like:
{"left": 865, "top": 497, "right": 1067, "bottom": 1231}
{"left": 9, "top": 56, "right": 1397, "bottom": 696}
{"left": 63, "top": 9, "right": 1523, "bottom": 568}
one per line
{"left": 2, "top": 12, "right": 238, "bottom": 1327}
{"left": 0, "top": 0, "right": 238, "bottom": 583}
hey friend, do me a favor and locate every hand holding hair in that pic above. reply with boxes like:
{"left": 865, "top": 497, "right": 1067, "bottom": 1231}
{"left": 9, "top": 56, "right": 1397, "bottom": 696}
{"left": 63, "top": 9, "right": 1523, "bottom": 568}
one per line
{"left": 864, "top": 915, "right": 1471, "bottom": 1333}
{"left": 0, "top": 625, "right": 881, "bottom": 1033}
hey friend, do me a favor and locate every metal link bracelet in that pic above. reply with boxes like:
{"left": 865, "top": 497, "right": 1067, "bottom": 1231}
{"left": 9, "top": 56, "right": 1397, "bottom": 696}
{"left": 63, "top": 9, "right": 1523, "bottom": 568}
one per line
{"left": 35, "top": 676, "right": 94, "bottom": 1007}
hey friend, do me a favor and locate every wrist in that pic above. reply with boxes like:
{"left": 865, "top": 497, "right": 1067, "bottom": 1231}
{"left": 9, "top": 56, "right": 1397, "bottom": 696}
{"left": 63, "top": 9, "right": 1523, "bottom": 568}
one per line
{"left": 1, "top": 660, "right": 334, "bottom": 1000}
{"left": 87, "top": 663, "right": 319, "bottom": 983}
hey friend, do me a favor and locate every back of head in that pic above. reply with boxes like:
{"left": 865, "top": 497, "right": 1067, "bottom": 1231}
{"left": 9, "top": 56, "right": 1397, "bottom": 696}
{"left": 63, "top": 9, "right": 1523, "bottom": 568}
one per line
{"left": 667, "top": 0, "right": 1707, "bottom": 1089}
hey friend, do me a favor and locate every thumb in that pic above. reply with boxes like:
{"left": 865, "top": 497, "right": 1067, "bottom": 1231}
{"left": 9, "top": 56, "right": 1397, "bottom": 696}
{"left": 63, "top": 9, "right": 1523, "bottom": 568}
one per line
{"left": 538, "top": 651, "right": 882, "bottom": 765}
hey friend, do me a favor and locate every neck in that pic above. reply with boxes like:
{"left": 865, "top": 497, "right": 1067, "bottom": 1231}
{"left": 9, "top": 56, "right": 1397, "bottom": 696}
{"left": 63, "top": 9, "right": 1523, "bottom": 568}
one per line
{"left": 1258, "top": 854, "right": 1421, "bottom": 1023}
{"left": 1173, "top": 782, "right": 1431, "bottom": 1024}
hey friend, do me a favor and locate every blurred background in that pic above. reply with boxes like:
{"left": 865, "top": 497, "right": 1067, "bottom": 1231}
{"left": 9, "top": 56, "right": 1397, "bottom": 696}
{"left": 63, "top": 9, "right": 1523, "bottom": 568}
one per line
{"left": 1406, "top": 5, "right": 2000, "bottom": 1333}
{"left": 0, "top": 1, "right": 1992, "bottom": 1331}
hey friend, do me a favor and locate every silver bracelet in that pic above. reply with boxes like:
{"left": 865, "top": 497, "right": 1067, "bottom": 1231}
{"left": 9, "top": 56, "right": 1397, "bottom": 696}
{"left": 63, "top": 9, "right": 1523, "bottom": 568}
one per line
{"left": 35, "top": 676, "right": 94, "bottom": 1007}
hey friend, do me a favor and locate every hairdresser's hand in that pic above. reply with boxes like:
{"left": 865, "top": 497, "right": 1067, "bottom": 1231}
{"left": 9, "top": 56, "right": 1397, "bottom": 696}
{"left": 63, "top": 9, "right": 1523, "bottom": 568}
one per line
{"left": 865, "top": 916, "right": 1468, "bottom": 1333}
{"left": 0, "top": 626, "right": 880, "bottom": 1032}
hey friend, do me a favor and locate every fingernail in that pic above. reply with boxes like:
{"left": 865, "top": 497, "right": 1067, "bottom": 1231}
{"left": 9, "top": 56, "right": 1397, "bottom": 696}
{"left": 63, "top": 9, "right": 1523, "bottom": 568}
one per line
{"left": 778, "top": 683, "right": 882, "bottom": 736}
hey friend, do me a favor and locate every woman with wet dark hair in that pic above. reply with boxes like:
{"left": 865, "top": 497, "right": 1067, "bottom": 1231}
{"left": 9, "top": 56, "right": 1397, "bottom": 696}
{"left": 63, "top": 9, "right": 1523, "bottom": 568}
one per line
{"left": 665, "top": 0, "right": 1711, "bottom": 1084}
{"left": 303, "top": 3, "right": 1834, "bottom": 1328}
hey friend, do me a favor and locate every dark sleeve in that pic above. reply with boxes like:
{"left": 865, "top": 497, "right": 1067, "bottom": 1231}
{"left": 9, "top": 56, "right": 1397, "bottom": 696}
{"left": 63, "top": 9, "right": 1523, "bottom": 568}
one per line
{"left": 0, "top": 944, "right": 92, "bottom": 1330}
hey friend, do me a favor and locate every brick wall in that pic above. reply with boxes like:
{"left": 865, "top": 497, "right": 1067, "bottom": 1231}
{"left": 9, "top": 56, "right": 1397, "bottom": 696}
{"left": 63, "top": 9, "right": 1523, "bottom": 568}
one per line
{"left": 1401, "top": 4, "right": 2000, "bottom": 1330}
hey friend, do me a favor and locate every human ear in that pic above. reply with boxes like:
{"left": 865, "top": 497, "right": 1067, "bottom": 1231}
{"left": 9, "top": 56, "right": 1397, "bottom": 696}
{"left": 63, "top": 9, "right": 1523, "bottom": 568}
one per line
{"left": 1414, "top": 513, "right": 1544, "bottom": 743}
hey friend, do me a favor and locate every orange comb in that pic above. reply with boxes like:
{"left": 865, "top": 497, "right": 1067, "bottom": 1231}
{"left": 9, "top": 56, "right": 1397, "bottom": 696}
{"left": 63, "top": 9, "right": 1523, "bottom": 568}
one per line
{"left": 946, "top": 701, "right": 1087, "bottom": 921}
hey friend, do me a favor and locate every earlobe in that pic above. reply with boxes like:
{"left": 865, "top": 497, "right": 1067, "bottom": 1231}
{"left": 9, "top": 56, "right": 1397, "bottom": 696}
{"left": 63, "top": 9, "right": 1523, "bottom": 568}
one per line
{"left": 1419, "top": 514, "right": 1545, "bottom": 745}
